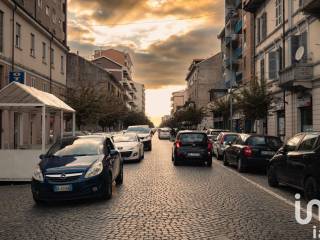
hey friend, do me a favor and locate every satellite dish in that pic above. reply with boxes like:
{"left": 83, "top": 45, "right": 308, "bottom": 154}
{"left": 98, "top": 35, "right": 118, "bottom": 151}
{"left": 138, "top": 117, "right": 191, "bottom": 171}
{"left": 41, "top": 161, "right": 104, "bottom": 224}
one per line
{"left": 295, "top": 46, "right": 305, "bottom": 62}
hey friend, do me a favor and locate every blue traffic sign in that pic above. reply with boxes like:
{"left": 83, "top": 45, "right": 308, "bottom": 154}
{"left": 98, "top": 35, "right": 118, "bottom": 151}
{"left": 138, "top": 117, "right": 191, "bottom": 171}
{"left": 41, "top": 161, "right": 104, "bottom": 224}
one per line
{"left": 9, "top": 71, "right": 25, "bottom": 84}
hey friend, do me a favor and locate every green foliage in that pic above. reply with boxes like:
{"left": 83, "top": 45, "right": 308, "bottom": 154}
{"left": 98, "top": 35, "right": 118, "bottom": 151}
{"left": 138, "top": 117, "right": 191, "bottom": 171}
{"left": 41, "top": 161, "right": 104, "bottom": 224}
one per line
{"left": 210, "top": 97, "right": 231, "bottom": 121}
{"left": 235, "top": 78, "right": 272, "bottom": 122}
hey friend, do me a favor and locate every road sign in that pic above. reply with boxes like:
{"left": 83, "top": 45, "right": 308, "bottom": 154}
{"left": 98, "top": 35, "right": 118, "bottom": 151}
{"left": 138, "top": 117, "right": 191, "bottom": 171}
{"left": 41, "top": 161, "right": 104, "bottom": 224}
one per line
{"left": 9, "top": 71, "right": 25, "bottom": 84}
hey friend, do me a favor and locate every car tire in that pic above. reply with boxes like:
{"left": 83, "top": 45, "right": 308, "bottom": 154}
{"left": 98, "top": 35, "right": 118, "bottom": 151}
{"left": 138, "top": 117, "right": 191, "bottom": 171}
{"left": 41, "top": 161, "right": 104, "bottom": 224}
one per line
{"left": 267, "top": 164, "right": 279, "bottom": 187}
{"left": 149, "top": 145, "right": 152, "bottom": 151}
{"left": 33, "top": 195, "right": 45, "bottom": 205}
{"left": 115, "top": 164, "right": 123, "bottom": 185}
{"left": 223, "top": 154, "right": 229, "bottom": 166}
{"left": 304, "top": 177, "right": 320, "bottom": 201}
{"left": 206, "top": 158, "right": 212, "bottom": 167}
{"left": 102, "top": 174, "right": 113, "bottom": 200}
{"left": 173, "top": 158, "right": 180, "bottom": 166}
{"left": 237, "top": 158, "right": 246, "bottom": 173}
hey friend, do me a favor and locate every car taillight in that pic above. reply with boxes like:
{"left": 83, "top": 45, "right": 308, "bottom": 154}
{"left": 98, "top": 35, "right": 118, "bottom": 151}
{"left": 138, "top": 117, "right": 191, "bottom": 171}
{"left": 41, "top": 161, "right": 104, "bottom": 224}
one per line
{"left": 243, "top": 146, "right": 253, "bottom": 157}
{"left": 208, "top": 141, "right": 213, "bottom": 151}
{"left": 175, "top": 141, "right": 181, "bottom": 148}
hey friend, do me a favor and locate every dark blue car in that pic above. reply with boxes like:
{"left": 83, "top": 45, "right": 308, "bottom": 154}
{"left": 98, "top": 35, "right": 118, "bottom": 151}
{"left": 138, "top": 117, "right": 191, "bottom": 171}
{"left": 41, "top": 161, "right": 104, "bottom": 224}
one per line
{"left": 31, "top": 135, "right": 123, "bottom": 204}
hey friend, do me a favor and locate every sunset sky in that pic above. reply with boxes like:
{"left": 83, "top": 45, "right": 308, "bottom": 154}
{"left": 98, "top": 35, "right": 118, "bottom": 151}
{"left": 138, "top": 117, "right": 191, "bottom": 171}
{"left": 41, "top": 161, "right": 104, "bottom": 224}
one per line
{"left": 67, "top": 0, "right": 225, "bottom": 126}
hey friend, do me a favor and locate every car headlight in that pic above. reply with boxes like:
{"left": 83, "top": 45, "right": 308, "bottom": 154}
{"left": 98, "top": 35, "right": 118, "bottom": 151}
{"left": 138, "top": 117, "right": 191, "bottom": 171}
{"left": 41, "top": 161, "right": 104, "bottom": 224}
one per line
{"left": 32, "top": 165, "right": 44, "bottom": 182}
{"left": 85, "top": 161, "right": 103, "bottom": 179}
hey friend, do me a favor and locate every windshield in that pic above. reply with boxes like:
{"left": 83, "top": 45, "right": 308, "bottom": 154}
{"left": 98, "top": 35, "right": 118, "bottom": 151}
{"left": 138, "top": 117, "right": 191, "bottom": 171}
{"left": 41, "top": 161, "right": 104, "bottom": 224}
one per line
{"left": 50, "top": 139, "right": 103, "bottom": 157}
{"left": 113, "top": 135, "right": 137, "bottom": 143}
{"left": 179, "top": 133, "right": 206, "bottom": 144}
{"left": 224, "top": 134, "right": 238, "bottom": 143}
{"left": 127, "top": 127, "right": 150, "bottom": 134}
{"left": 247, "top": 136, "right": 282, "bottom": 149}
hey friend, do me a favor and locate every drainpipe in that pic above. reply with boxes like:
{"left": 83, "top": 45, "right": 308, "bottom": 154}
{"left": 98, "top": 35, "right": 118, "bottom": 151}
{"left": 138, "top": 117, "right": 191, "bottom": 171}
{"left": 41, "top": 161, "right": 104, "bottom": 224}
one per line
{"left": 11, "top": 3, "right": 16, "bottom": 72}
{"left": 282, "top": 0, "right": 286, "bottom": 139}
{"left": 49, "top": 35, "right": 53, "bottom": 93}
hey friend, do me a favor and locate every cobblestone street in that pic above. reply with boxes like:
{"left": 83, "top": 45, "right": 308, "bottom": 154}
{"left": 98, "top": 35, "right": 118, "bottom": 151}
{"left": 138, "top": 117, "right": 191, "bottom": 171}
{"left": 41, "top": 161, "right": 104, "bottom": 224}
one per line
{"left": 0, "top": 137, "right": 318, "bottom": 240}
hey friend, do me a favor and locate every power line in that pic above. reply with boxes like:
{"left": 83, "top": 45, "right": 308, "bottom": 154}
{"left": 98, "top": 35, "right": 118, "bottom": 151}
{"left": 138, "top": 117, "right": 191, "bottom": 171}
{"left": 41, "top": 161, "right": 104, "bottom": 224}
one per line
{"left": 70, "top": 13, "right": 217, "bottom": 27}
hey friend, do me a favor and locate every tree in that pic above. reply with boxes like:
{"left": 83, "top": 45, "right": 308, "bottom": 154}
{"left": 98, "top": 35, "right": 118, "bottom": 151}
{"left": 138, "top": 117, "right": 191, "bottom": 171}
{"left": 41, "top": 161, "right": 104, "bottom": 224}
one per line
{"left": 235, "top": 78, "right": 272, "bottom": 130}
{"left": 210, "top": 96, "right": 231, "bottom": 126}
{"left": 122, "top": 111, "right": 154, "bottom": 128}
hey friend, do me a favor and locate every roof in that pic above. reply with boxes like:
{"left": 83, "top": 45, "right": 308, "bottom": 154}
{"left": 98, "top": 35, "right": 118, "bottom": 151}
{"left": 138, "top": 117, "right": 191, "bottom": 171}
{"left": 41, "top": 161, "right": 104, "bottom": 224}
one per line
{"left": 0, "top": 82, "right": 75, "bottom": 112}
{"left": 93, "top": 49, "right": 133, "bottom": 67}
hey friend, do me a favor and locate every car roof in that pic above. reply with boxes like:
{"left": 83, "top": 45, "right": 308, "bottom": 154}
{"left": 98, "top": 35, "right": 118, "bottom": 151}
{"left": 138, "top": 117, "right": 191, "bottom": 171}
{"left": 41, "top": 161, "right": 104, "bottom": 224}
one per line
{"left": 178, "top": 130, "right": 207, "bottom": 134}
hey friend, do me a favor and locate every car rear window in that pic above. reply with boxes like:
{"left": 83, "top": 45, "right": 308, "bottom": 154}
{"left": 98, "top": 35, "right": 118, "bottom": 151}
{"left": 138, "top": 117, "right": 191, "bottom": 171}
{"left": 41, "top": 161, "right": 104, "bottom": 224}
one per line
{"left": 223, "top": 134, "right": 238, "bottom": 143}
{"left": 179, "top": 133, "right": 206, "bottom": 143}
{"left": 246, "top": 136, "right": 282, "bottom": 149}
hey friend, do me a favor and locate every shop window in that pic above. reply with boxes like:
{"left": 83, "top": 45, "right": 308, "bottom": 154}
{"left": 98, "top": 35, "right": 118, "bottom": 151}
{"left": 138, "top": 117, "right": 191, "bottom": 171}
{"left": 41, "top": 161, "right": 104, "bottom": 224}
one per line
{"left": 301, "top": 106, "right": 313, "bottom": 132}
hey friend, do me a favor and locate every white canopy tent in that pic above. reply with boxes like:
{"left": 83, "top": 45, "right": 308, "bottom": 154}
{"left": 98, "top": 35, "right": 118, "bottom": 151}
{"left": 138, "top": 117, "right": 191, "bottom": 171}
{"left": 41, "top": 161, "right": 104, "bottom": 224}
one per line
{"left": 0, "top": 82, "right": 76, "bottom": 181}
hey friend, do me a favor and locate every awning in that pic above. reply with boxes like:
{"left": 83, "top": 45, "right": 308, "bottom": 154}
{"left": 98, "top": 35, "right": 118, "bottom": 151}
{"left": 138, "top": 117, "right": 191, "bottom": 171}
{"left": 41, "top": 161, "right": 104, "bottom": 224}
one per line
{"left": 0, "top": 82, "right": 75, "bottom": 112}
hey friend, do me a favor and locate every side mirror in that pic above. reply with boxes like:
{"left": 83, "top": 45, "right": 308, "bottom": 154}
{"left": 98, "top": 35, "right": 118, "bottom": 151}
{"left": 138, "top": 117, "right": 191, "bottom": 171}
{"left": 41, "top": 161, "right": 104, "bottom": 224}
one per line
{"left": 39, "top": 154, "right": 46, "bottom": 160}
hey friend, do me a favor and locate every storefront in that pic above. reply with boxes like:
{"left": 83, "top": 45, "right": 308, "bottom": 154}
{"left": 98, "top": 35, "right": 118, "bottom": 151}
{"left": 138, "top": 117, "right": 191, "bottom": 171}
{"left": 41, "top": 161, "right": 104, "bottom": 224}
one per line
{"left": 297, "top": 94, "right": 313, "bottom": 132}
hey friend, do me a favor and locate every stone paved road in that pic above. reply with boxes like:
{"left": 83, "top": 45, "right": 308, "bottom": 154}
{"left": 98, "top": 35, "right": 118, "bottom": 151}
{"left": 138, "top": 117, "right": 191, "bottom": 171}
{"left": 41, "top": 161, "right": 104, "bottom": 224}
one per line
{"left": 0, "top": 136, "right": 318, "bottom": 239}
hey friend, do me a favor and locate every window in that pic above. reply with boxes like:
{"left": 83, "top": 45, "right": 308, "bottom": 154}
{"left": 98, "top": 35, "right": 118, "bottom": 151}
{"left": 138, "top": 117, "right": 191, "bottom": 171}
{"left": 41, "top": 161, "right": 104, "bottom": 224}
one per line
{"left": 260, "top": 58, "right": 265, "bottom": 81}
{"left": 31, "top": 77, "right": 36, "bottom": 87}
{"left": 42, "top": 42, "right": 46, "bottom": 63}
{"left": 60, "top": 56, "right": 64, "bottom": 73}
{"left": 298, "top": 134, "right": 319, "bottom": 151}
{"left": 275, "top": 0, "right": 283, "bottom": 26}
{"left": 285, "top": 134, "right": 304, "bottom": 151}
{"left": 256, "top": 13, "right": 267, "bottom": 44}
{"left": 50, "top": 48, "right": 54, "bottom": 67}
{"left": 15, "top": 23, "right": 21, "bottom": 48}
{"left": 42, "top": 83, "right": 48, "bottom": 92}
{"left": 30, "top": 33, "right": 35, "bottom": 57}
{"left": 0, "top": 11, "right": 3, "bottom": 53}
{"left": 37, "top": 0, "right": 42, "bottom": 8}
{"left": 45, "top": 6, "right": 50, "bottom": 16}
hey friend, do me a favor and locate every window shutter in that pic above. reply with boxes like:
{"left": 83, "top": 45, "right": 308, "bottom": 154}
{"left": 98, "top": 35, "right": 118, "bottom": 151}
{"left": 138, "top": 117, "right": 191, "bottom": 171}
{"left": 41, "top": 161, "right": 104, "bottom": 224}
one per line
{"left": 300, "top": 31, "right": 308, "bottom": 63}
{"left": 0, "top": 12, "right": 3, "bottom": 53}
{"left": 260, "top": 59, "right": 265, "bottom": 81}
{"left": 262, "top": 13, "right": 267, "bottom": 40}
{"left": 291, "top": 35, "right": 300, "bottom": 64}
{"left": 269, "top": 52, "right": 277, "bottom": 79}
{"left": 257, "top": 18, "right": 261, "bottom": 44}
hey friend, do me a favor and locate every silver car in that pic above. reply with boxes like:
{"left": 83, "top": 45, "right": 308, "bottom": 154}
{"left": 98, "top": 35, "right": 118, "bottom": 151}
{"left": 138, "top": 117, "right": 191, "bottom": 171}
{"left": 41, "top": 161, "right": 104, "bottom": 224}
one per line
{"left": 213, "top": 132, "right": 239, "bottom": 160}
{"left": 113, "top": 133, "right": 144, "bottom": 161}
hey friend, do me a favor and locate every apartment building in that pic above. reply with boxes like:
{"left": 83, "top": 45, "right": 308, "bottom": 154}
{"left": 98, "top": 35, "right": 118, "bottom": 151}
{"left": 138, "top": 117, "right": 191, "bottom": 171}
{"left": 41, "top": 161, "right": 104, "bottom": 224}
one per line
{"left": 186, "top": 53, "right": 224, "bottom": 110}
{"left": 92, "top": 49, "right": 138, "bottom": 111}
{"left": 67, "top": 53, "right": 125, "bottom": 101}
{"left": 244, "top": 0, "right": 320, "bottom": 139}
{"left": 0, "top": 0, "right": 68, "bottom": 149}
{"left": 219, "top": 0, "right": 255, "bottom": 88}
{"left": 170, "top": 90, "right": 188, "bottom": 115}
{"left": 133, "top": 82, "right": 145, "bottom": 113}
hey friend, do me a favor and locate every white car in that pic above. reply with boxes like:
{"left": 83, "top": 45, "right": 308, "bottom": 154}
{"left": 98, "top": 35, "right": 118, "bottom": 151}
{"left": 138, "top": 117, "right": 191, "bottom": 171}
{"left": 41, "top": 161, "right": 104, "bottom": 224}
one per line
{"left": 158, "top": 128, "right": 171, "bottom": 139}
{"left": 113, "top": 133, "right": 144, "bottom": 161}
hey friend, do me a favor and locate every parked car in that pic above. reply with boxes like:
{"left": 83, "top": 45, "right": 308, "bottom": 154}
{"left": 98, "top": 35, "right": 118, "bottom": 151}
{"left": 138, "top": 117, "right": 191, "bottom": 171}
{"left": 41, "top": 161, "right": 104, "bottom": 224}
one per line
{"left": 113, "top": 133, "right": 144, "bottom": 161}
{"left": 267, "top": 132, "right": 320, "bottom": 201}
{"left": 213, "top": 132, "right": 239, "bottom": 160}
{"left": 223, "top": 134, "right": 282, "bottom": 172}
{"left": 172, "top": 131, "right": 213, "bottom": 167}
{"left": 126, "top": 125, "right": 153, "bottom": 151}
{"left": 206, "top": 129, "right": 230, "bottom": 142}
{"left": 31, "top": 135, "right": 123, "bottom": 204}
{"left": 158, "top": 128, "right": 171, "bottom": 140}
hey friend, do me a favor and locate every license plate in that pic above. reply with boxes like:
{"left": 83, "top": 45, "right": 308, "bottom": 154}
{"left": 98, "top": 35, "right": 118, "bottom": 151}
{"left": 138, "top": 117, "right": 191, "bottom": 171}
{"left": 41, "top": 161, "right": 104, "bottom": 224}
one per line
{"left": 188, "top": 153, "right": 201, "bottom": 157}
{"left": 53, "top": 185, "right": 73, "bottom": 192}
{"left": 261, "top": 151, "right": 275, "bottom": 156}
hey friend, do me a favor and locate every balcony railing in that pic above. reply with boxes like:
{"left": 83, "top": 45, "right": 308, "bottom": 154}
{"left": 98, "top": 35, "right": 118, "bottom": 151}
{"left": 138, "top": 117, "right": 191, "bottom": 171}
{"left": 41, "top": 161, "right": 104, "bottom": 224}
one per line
{"left": 279, "top": 64, "right": 313, "bottom": 89}
{"left": 301, "top": 0, "right": 320, "bottom": 17}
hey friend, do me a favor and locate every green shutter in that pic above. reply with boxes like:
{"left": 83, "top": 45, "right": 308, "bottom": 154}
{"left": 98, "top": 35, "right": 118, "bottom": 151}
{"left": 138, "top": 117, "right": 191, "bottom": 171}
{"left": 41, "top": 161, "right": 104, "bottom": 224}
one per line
{"left": 269, "top": 52, "right": 277, "bottom": 79}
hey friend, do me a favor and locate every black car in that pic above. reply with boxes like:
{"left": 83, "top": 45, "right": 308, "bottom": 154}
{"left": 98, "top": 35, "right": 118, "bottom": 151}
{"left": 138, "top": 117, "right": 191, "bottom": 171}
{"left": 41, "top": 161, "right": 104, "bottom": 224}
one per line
{"left": 172, "top": 131, "right": 213, "bottom": 167}
{"left": 31, "top": 135, "right": 123, "bottom": 203}
{"left": 267, "top": 132, "right": 320, "bottom": 201}
{"left": 223, "top": 134, "right": 282, "bottom": 172}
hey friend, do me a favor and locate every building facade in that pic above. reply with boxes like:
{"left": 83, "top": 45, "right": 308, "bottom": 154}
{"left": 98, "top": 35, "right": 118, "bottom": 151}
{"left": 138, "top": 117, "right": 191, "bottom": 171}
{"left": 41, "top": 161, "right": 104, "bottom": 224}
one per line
{"left": 171, "top": 89, "right": 188, "bottom": 115}
{"left": 133, "top": 82, "right": 145, "bottom": 113}
{"left": 92, "top": 49, "right": 137, "bottom": 110}
{"left": 244, "top": 0, "right": 320, "bottom": 139}
{"left": 0, "top": 0, "right": 68, "bottom": 149}
{"left": 186, "top": 53, "right": 224, "bottom": 110}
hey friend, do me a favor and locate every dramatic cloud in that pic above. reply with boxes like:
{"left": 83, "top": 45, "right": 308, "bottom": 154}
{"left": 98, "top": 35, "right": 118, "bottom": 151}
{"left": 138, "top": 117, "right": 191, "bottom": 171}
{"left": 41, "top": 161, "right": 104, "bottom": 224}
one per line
{"left": 68, "top": 0, "right": 225, "bottom": 88}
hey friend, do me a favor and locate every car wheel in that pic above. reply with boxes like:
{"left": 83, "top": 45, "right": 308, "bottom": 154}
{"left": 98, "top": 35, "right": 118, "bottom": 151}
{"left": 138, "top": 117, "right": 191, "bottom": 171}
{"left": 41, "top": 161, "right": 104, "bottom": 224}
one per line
{"left": 206, "top": 158, "right": 212, "bottom": 167}
{"left": 102, "top": 174, "right": 113, "bottom": 200}
{"left": 115, "top": 164, "right": 123, "bottom": 185}
{"left": 149, "top": 145, "right": 152, "bottom": 151}
{"left": 267, "top": 164, "right": 279, "bottom": 187}
{"left": 223, "top": 154, "right": 229, "bottom": 166}
{"left": 33, "top": 195, "right": 45, "bottom": 205}
{"left": 237, "top": 158, "right": 246, "bottom": 173}
{"left": 173, "top": 158, "right": 180, "bottom": 166}
{"left": 304, "top": 177, "right": 320, "bottom": 201}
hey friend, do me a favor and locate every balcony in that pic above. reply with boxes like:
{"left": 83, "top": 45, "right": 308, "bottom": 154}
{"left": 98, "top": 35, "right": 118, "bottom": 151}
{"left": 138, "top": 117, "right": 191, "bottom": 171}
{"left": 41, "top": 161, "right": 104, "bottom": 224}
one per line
{"left": 224, "top": 58, "right": 239, "bottom": 69}
{"left": 243, "top": 0, "right": 265, "bottom": 13}
{"left": 234, "top": 47, "right": 243, "bottom": 59}
{"left": 279, "top": 64, "right": 313, "bottom": 90}
{"left": 301, "top": 0, "right": 320, "bottom": 17}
